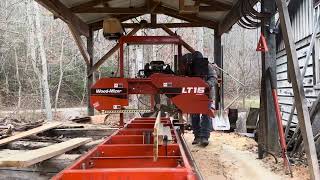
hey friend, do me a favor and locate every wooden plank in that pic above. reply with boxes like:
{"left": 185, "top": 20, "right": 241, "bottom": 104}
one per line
{"left": 276, "top": 59, "right": 313, "bottom": 73}
{"left": 277, "top": 77, "right": 314, "bottom": 88}
{"left": 277, "top": 63, "right": 313, "bottom": 74}
{"left": 153, "top": 112, "right": 161, "bottom": 162}
{"left": 276, "top": 67, "right": 313, "bottom": 80}
{"left": 278, "top": 87, "right": 319, "bottom": 98}
{"left": 0, "top": 122, "right": 61, "bottom": 146}
{"left": 0, "top": 138, "right": 91, "bottom": 167}
{"left": 276, "top": 47, "right": 311, "bottom": 66}
{"left": 275, "top": 0, "right": 320, "bottom": 179}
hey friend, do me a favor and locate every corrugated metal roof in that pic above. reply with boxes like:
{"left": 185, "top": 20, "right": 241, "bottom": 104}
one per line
{"left": 59, "top": 0, "right": 238, "bottom": 24}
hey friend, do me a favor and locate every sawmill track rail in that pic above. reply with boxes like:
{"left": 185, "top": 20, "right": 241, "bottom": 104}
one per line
{"left": 52, "top": 117, "right": 200, "bottom": 180}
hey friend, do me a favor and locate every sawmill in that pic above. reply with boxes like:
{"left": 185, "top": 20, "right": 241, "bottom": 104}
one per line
{"left": 0, "top": 0, "right": 319, "bottom": 180}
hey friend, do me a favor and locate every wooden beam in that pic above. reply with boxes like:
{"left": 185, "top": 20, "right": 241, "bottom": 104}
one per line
{"left": 0, "top": 122, "right": 61, "bottom": 146}
{"left": 214, "top": 34, "right": 222, "bottom": 108}
{"left": 149, "top": 0, "right": 160, "bottom": 13}
{"left": 260, "top": 0, "right": 279, "bottom": 153}
{"left": 151, "top": 14, "right": 157, "bottom": 26}
{"left": 71, "top": 6, "right": 148, "bottom": 14}
{"left": 68, "top": 24, "right": 90, "bottom": 65}
{"left": 90, "top": 14, "right": 143, "bottom": 31}
{"left": 122, "top": 22, "right": 208, "bottom": 28}
{"left": 218, "top": 0, "right": 258, "bottom": 35}
{"left": 35, "top": 0, "right": 89, "bottom": 37}
{"left": 71, "top": 5, "right": 223, "bottom": 14}
{"left": 161, "top": 25, "right": 195, "bottom": 53}
{"left": 70, "top": 0, "right": 111, "bottom": 12}
{"left": 87, "top": 29, "right": 94, "bottom": 116}
{"left": 179, "top": 0, "right": 199, "bottom": 14}
{"left": 157, "top": 6, "right": 217, "bottom": 29}
{"left": 88, "top": 26, "right": 141, "bottom": 76}
{"left": 199, "top": 6, "right": 229, "bottom": 12}
{"left": 196, "top": 0, "right": 233, "bottom": 11}
{"left": 275, "top": 0, "right": 320, "bottom": 179}
{"left": 0, "top": 138, "right": 91, "bottom": 167}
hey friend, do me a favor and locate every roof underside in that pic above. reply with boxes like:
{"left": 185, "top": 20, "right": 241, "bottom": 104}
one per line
{"left": 35, "top": 0, "right": 257, "bottom": 37}
{"left": 62, "top": 0, "right": 237, "bottom": 24}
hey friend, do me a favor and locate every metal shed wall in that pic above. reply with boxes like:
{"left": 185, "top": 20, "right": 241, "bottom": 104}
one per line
{"left": 276, "top": 0, "right": 320, "bottom": 126}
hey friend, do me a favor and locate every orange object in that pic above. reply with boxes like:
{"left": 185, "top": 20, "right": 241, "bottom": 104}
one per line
{"left": 52, "top": 117, "right": 200, "bottom": 180}
{"left": 256, "top": 33, "right": 269, "bottom": 52}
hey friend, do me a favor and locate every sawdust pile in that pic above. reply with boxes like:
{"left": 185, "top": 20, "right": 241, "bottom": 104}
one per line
{"left": 184, "top": 131, "right": 310, "bottom": 180}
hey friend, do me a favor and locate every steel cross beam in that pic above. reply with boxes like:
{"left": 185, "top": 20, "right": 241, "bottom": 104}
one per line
{"left": 118, "top": 36, "right": 182, "bottom": 78}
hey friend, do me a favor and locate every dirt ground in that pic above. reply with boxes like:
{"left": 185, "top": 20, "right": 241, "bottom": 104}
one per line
{"left": 184, "top": 131, "right": 310, "bottom": 180}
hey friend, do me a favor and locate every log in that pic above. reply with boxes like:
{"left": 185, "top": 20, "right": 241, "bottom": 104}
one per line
{"left": 7, "top": 141, "right": 53, "bottom": 150}
{"left": 0, "top": 122, "right": 62, "bottom": 146}
{"left": 0, "top": 138, "right": 91, "bottom": 167}
{"left": 50, "top": 127, "right": 116, "bottom": 140}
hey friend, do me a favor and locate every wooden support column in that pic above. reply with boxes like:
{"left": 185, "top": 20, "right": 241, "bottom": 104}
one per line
{"left": 214, "top": 34, "right": 222, "bottom": 108}
{"left": 275, "top": 0, "right": 320, "bottom": 179}
{"left": 259, "top": 0, "right": 279, "bottom": 155}
{"left": 177, "top": 44, "right": 182, "bottom": 74}
{"left": 87, "top": 29, "right": 94, "bottom": 116}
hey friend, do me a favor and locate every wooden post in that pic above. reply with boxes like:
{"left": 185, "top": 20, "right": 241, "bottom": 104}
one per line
{"left": 214, "top": 34, "right": 222, "bottom": 109}
{"left": 87, "top": 29, "right": 94, "bottom": 116}
{"left": 177, "top": 44, "right": 182, "bottom": 74}
{"left": 260, "top": 0, "right": 279, "bottom": 153}
{"left": 275, "top": 0, "right": 320, "bottom": 179}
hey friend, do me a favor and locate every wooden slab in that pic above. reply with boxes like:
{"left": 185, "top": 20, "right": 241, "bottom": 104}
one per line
{"left": 0, "top": 137, "right": 91, "bottom": 167}
{"left": 153, "top": 112, "right": 161, "bottom": 162}
{"left": 0, "top": 122, "right": 62, "bottom": 146}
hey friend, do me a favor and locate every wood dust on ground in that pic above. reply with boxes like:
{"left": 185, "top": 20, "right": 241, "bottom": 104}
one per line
{"left": 184, "top": 132, "right": 310, "bottom": 180}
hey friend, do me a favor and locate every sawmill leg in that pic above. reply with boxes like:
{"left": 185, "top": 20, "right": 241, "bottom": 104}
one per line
{"left": 275, "top": 0, "right": 320, "bottom": 179}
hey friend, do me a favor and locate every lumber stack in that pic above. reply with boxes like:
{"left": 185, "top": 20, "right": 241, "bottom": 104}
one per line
{"left": 0, "top": 122, "right": 62, "bottom": 146}
{"left": 0, "top": 137, "right": 91, "bottom": 167}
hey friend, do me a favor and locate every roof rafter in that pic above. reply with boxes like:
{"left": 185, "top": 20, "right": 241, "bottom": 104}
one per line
{"left": 156, "top": 6, "right": 218, "bottom": 29}
{"left": 35, "top": 0, "right": 90, "bottom": 37}
{"left": 121, "top": 22, "right": 209, "bottom": 28}
{"left": 196, "top": 0, "right": 233, "bottom": 11}
{"left": 218, "top": 0, "right": 258, "bottom": 35}
{"left": 70, "top": 0, "right": 111, "bottom": 12}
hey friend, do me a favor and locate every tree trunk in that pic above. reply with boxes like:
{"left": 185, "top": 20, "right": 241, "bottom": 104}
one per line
{"left": 14, "top": 47, "right": 21, "bottom": 115}
{"left": 34, "top": 2, "right": 53, "bottom": 121}
{"left": 54, "top": 38, "right": 65, "bottom": 115}
{"left": 27, "top": 1, "right": 43, "bottom": 111}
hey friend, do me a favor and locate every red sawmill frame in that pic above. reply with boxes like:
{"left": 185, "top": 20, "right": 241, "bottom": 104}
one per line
{"left": 52, "top": 117, "right": 199, "bottom": 180}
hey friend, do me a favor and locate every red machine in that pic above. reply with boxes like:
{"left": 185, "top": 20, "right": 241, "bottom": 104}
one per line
{"left": 52, "top": 36, "right": 211, "bottom": 180}
{"left": 90, "top": 73, "right": 213, "bottom": 125}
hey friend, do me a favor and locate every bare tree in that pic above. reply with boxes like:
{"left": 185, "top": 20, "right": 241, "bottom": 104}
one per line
{"left": 34, "top": 2, "right": 52, "bottom": 120}
{"left": 54, "top": 38, "right": 65, "bottom": 114}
